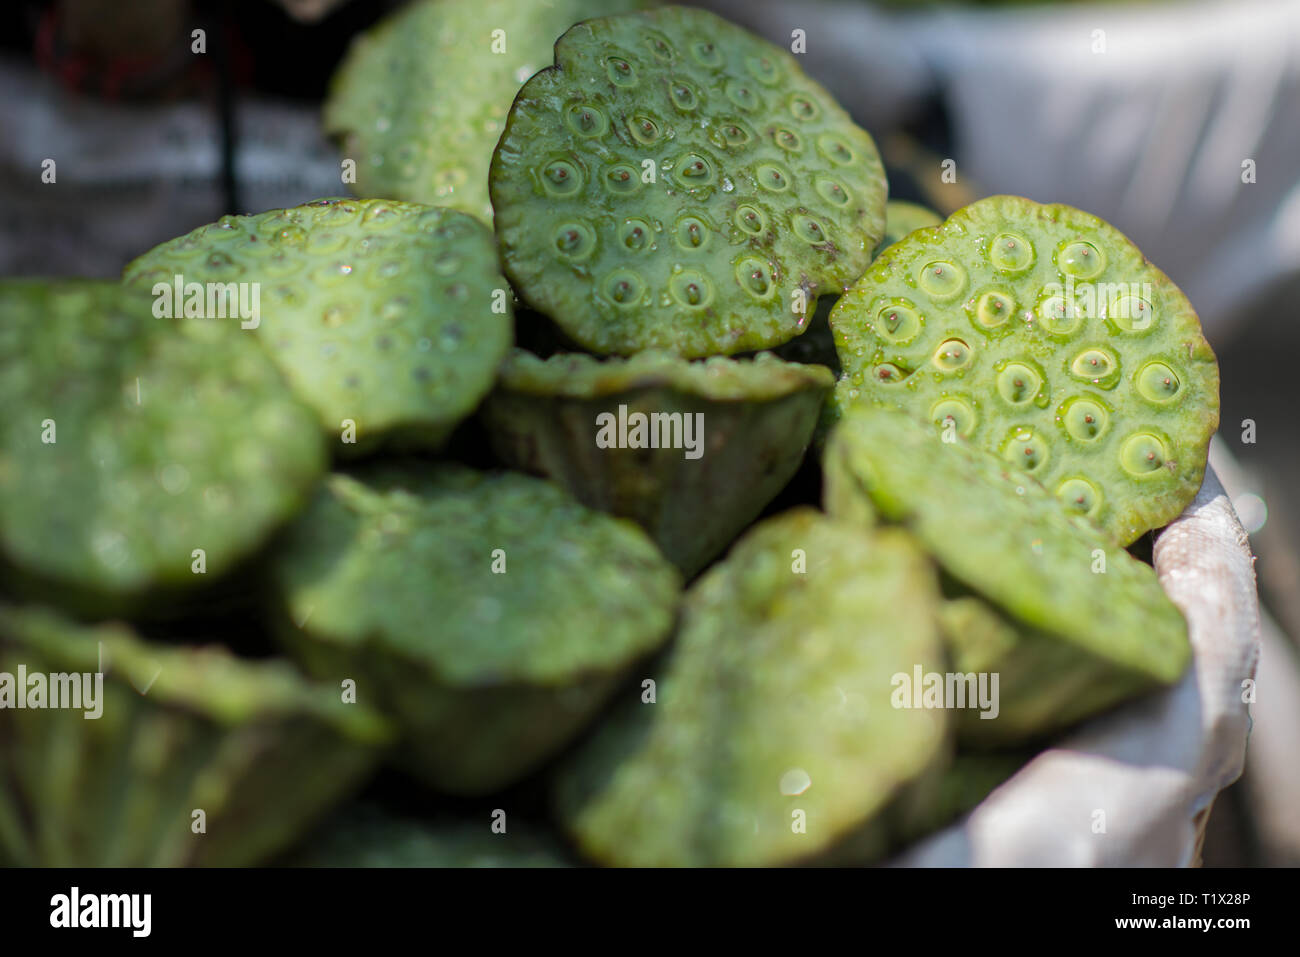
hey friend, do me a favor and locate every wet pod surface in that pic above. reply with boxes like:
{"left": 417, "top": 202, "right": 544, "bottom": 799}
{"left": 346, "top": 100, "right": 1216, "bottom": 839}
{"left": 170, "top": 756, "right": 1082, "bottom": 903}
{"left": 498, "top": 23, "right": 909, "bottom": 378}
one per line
{"left": 0, "top": 604, "right": 389, "bottom": 867}
{"left": 323, "top": 0, "right": 650, "bottom": 223}
{"left": 0, "top": 280, "right": 325, "bottom": 610}
{"left": 483, "top": 349, "right": 833, "bottom": 575}
{"left": 824, "top": 407, "right": 1191, "bottom": 686}
{"left": 491, "top": 5, "right": 888, "bottom": 357}
{"left": 554, "top": 508, "right": 948, "bottom": 867}
{"left": 268, "top": 465, "right": 681, "bottom": 793}
{"left": 123, "top": 198, "right": 512, "bottom": 454}
{"left": 829, "top": 195, "right": 1219, "bottom": 544}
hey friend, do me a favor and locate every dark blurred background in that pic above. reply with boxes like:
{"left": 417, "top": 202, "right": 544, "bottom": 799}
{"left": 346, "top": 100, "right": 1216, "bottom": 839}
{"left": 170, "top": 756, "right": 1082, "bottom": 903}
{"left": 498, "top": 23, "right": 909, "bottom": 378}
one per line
{"left": 0, "top": 0, "right": 1296, "bottom": 866}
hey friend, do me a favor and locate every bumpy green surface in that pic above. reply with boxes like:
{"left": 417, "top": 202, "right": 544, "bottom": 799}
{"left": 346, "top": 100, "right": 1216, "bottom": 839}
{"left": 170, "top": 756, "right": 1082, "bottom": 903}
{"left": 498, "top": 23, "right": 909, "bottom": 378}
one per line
{"left": 876, "top": 200, "right": 942, "bottom": 253}
{"left": 0, "top": 605, "right": 390, "bottom": 867}
{"left": 323, "top": 0, "right": 650, "bottom": 223}
{"left": 123, "top": 198, "right": 512, "bottom": 454}
{"left": 483, "top": 350, "right": 831, "bottom": 575}
{"left": 0, "top": 280, "right": 324, "bottom": 611}
{"left": 269, "top": 465, "right": 681, "bottom": 794}
{"left": 491, "top": 6, "right": 888, "bottom": 357}
{"left": 554, "top": 508, "right": 948, "bottom": 866}
{"left": 824, "top": 408, "right": 1191, "bottom": 698}
{"left": 292, "top": 804, "right": 569, "bottom": 867}
{"left": 829, "top": 195, "right": 1219, "bottom": 543}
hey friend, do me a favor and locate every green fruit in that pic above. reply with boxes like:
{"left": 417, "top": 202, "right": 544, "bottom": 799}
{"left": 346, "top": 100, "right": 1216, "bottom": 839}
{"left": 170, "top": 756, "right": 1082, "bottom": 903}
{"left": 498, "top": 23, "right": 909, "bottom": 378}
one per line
{"left": 491, "top": 6, "right": 887, "bottom": 357}
{"left": 291, "top": 803, "right": 569, "bottom": 867}
{"left": 823, "top": 406, "right": 1191, "bottom": 737}
{"left": 481, "top": 349, "right": 833, "bottom": 576}
{"left": 936, "top": 593, "right": 1167, "bottom": 745}
{"left": 554, "top": 508, "right": 949, "bottom": 866}
{"left": 123, "top": 198, "right": 512, "bottom": 455}
{"left": 323, "top": 0, "right": 651, "bottom": 223}
{"left": 0, "top": 280, "right": 324, "bottom": 614}
{"left": 829, "top": 195, "right": 1219, "bottom": 543}
{"left": 0, "top": 604, "right": 391, "bottom": 867}
{"left": 268, "top": 465, "right": 681, "bottom": 795}
{"left": 876, "top": 200, "right": 942, "bottom": 254}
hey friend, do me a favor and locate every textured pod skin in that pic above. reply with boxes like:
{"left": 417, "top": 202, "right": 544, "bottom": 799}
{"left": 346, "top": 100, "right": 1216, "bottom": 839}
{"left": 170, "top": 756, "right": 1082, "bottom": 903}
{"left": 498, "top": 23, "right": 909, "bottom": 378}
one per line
{"left": 0, "top": 280, "right": 325, "bottom": 614}
{"left": 491, "top": 6, "right": 887, "bottom": 357}
{"left": 824, "top": 408, "right": 1191, "bottom": 718}
{"left": 268, "top": 466, "right": 681, "bottom": 795}
{"left": 554, "top": 508, "right": 949, "bottom": 867}
{"left": 323, "top": 0, "right": 651, "bottom": 222}
{"left": 481, "top": 349, "right": 833, "bottom": 576}
{"left": 291, "top": 804, "right": 569, "bottom": 867}
{"left": 937, "top": 594, "right": 1164, "bottom": 746}
{"left": 829, "top": 195, "right": 1219, "bottom": 543}
{"left": 0, "top": 605, "right": 391, "bottom": 867}
{"left": 124, "top": 198, "right": 512, "bottom": 456}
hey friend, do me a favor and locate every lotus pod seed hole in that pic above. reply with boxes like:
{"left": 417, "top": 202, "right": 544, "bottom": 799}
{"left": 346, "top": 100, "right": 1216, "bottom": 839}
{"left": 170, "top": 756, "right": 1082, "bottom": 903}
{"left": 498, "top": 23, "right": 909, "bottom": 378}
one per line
{"left": 989, "top": 232, "right": 1035, "bottom": 272}
{"left": 1061, "top": 396, "right": 1109, "bottom": 442}
{"left": 1056, "top": 477, "right": 1103, "bottom": 518}
{"left": 1002, "top": 428, "right": 1050, "bottom": 473}
{"left": 930, "top": 397, "right": 977, "bottom": 437}
{"left": 996, "top": 362, "right": 1042, "bottom": 405}
{"left": 1120, "top": 432, "right": 1169, "bottom": 476}
{"left": 918, "top": 260, "right": 967, "bottom": 301}
{"left": 973, "top": 290, "right": 1016, "bottom": 330}
{"left": 932, "top": 338, "right": 973, "bottom": 372}
{"left": 1069, "top": 347, "right": 1121, "bottom": 388}
{"left": 1058, "top": 241, "right": 1106, "bottom": 280}
{"left": 1136, "top": 361, "right": 1181, "bottom": 402}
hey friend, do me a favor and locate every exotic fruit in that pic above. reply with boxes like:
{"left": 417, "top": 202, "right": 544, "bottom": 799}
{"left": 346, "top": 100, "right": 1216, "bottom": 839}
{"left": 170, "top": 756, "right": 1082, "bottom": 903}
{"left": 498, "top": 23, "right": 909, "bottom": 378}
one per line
{"left": 829, "top": 195, "right": 1219, "bottom": 543}
{"left": 491, "top": 5, "right": 888, "bottom": 357}
{"left": 124, "top": 198, "right": 512, "bottom": 456}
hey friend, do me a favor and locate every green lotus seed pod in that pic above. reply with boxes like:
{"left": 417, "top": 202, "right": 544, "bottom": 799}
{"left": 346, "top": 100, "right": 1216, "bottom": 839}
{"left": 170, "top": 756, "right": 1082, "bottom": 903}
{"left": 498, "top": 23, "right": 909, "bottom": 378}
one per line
{"left": 936, "top": 593, "right": 1170, "bottom": 745}
{"left": 829, "top": 195, "right": 1219, "bottom": 543}
{"left": 123, "top": 198, "right": 512, "bottom": 456}
{"left": 0, "top": 280, "right": 324, "bottom": 614}
{"left": 875, "top": 200, "right": 942, "bottom": 255}
{"left": 0, "top": 604, "right": 391, "bottom": 867}
{"left": 268, "top": 465, "right": 680, "bottom": 795}
{"left": 554, "top": 508, "right": 949, "bottom": 867}
{"left": 290, "top": 804, "right": 569, "bottom": 867}
{"left": 481, "top": 349, "right": 833, "bottom": 576}
{"left": 823, "top": 407, "right": 1191, "bottom": 720}
{"left": 323, "top": 0, "right": 651, "bottom": 223}
{"left": 491, "top": 6, "right": 887, "bottom": 357}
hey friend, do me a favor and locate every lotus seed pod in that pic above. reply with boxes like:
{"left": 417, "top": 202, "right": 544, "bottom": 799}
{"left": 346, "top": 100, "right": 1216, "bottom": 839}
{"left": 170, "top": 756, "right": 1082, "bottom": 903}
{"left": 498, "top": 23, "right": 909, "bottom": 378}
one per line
{"left": 123, "top": 198, "right": 512, "bottom": 456}
{"left": 553, "top": 508, "right": 949, "bottom": 867}
{"left": 824, "top": 408, "right": 1191, "bottom": 713}
{"left": 829, "top": 195, "right": 1219, "bottom": 543}
{"left": 936, "top": 593, "right": 1168, "bottom": 746}
{"left": 875, "top": 200, "right": 942, "bottom": 255}
{"left": 481, "top": 349, "right": 833, "bottom": 576}
{"left": 323, "top": 0, "right": 651, "bottom": 223}
{"left": 0, "top": 280, "right": 325, "bottom": 614}
{"left": 291, "top": 804, "right": 569, "bottom": 867}
{"left": 491, "top": 6, "right": 888, "bottom": 357}
{"left": 0, "top": 604, "right": 391, "bottom": 867}
{"left": 268, "top": 465, "right": 680, "bottom": 795}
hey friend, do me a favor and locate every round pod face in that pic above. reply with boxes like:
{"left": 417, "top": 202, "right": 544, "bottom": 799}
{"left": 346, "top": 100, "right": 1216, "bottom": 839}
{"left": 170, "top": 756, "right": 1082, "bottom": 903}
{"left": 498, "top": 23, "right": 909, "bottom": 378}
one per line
{"left": 268, "top": 465, "right": 681, "bottom": 794}
{"left": 830, "top": 195, "right": 1219, "bottom": 544}
{"left": 554, "top": 508, "right": 949, "bottom": 867}
{"left": 491, "top": 6, "right": 887, "bottom": 357}
{"left": 482, "top": 349, "right": 833, "bottom": 575}
{"left": 0, "top": 281, "right": 324, "bottom": 611}
{"left": 823, "top": 407, "right": 1191, "bottom": 687}
{"left": 0, "top": 605, "right": 390, "bottom": 867}
{"left": 323, "top": 0, "right": 650, "bottom": 223}
{"left": 123, "top": 198, "right": 513, "bottom": 455}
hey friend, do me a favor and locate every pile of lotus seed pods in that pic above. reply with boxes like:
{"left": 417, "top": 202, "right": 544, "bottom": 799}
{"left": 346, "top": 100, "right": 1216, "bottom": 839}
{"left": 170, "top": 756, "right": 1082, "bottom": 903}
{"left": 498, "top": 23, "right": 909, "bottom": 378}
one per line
{"left": 0, "top": 2, "right": 1218, "bottom": 867}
